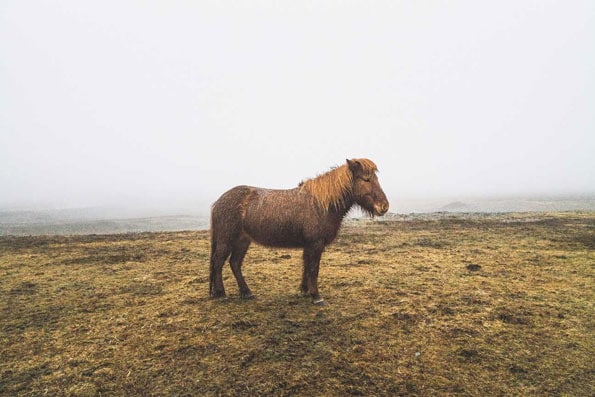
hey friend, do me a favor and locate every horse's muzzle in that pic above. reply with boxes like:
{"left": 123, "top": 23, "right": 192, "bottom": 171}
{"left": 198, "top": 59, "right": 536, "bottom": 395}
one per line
{"left": 374, "top": 202, "right": 389, "bottom": 216}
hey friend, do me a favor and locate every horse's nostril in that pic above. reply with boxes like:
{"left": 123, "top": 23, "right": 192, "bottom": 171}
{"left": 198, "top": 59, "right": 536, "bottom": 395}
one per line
{"left": 375, "top": 202, "right": 389, "bottom": 215}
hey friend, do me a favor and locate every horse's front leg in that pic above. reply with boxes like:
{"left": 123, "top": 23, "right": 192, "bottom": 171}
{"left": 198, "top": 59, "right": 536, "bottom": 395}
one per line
{"left": 302, "top": 241, "right": 326, "bottom": 305}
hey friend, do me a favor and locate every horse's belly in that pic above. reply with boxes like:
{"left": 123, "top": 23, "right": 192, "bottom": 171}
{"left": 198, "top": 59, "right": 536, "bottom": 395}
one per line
{"left": 243, "top": 219, "right": 305, "bottom": 248}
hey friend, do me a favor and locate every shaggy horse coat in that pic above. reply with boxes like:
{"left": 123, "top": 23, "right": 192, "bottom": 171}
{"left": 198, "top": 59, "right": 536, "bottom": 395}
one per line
{"left": 209, "top": 158, "right": 389, "bottom": 305}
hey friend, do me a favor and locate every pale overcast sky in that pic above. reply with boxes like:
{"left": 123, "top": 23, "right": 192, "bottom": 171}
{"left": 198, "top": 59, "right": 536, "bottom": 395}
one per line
{"left": 1, "top": 1, "right": 593, "bottom": 211}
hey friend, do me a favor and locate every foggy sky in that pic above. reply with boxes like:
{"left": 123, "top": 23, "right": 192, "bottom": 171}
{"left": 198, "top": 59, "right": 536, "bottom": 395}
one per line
{"left": 1, "top": 1, "right": 594, "bottom": 212}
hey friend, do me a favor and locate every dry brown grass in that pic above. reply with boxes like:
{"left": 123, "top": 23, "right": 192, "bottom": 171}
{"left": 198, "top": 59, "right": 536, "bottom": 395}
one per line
{"left": 1, "top": 212, "right": 593, "bottom": 396}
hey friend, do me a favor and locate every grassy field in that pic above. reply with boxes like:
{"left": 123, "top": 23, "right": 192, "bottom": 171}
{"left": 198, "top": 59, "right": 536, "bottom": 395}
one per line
{"left": 1, "top": 212, "right": 593, "bottom": 396}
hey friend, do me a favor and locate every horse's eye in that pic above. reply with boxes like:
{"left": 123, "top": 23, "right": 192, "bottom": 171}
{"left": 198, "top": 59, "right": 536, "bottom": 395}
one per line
{"left": 362, "top": 177, "right": 371, "bottom": 182}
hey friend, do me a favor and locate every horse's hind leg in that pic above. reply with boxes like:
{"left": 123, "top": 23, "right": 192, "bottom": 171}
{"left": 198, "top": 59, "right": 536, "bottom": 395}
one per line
{"left": 230, "top": 234, "right": 253, "bottom": 299}
{"left": 210, "top": 240, "right": 232, "bottom": 299}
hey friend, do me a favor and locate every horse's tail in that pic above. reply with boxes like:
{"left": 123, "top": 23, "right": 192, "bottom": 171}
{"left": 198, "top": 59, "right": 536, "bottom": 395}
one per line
{"left": 209, "top": 215, "right": 217, "bottom": 298}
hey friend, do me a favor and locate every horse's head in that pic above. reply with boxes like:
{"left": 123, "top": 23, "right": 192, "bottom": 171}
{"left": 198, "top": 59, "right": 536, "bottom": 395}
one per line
{"left": 347, "top": 159, "right": 389, "bottom": 217}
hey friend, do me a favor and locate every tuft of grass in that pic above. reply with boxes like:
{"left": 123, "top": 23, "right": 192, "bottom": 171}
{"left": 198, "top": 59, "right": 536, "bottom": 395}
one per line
{"left": 0, "top": 213, "right": 593, "bottom": 396}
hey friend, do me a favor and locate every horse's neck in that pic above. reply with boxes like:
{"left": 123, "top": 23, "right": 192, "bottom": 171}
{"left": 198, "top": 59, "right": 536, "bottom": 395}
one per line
{"left": 328, "top": 194, "right": 354, "bottom": 222}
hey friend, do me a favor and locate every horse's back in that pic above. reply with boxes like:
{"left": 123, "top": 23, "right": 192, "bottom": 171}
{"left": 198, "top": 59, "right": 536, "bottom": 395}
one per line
{"left": 213, "top": 185, "right": 306, "bottom": 215}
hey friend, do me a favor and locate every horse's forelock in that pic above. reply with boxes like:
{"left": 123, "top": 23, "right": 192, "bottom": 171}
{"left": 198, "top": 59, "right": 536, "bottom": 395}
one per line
{"left": 355, "top": 158, "right": 378, "bottom": 174}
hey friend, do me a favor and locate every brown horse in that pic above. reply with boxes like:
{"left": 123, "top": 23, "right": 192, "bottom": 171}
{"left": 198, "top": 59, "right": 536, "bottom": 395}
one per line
{"left": 209, "top": 158, "right": 389, "bottom": 305}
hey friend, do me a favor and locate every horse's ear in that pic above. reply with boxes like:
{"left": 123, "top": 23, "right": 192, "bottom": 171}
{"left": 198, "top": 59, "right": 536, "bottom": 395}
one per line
{"left": 346, "top": 159, "right": 363, "bottom": 175}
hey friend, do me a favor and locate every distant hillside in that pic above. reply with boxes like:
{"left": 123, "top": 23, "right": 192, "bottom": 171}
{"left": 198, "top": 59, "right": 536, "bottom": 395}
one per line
{"left": 439, "top": 201, "right": 472, "bottom": 212}
{"left": 395, "top": 195, "right": 595, "bottom": 213}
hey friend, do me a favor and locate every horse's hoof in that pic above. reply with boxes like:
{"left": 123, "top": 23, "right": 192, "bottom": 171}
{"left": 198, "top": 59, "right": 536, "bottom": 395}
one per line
{"left": 313, "top": 298, "right": 326, "bottom": 306}
{"left": 241, "top": 293, "right": 255, "bottom": 300}
{"left": 210, "top": 293, "right": 227, "bottom": 301}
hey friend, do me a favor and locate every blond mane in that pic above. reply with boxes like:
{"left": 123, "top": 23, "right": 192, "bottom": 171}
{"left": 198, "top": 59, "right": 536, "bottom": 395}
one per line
{"left": 299, "top": 159, "right": 378, "bottom": 210}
